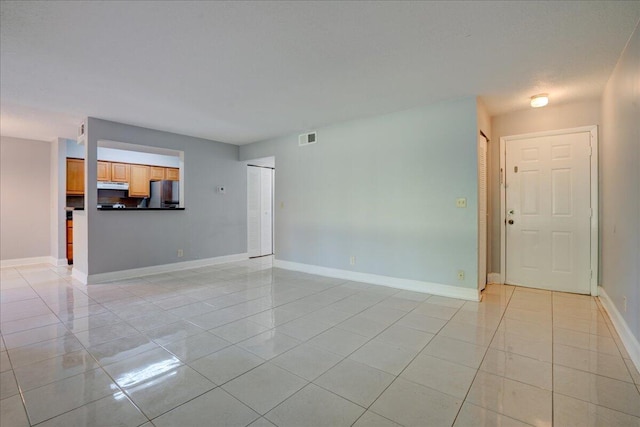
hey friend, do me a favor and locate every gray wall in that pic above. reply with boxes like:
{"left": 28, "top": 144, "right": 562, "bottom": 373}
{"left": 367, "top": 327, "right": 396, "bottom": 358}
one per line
{"left": 240, "top": 97, "right": 479, "bottom": 288}
{"left": 83, "top": 118, "right": 247, "bottom": 275}
{"left": 489, "top": 100, "right": 601, "bottom": 273}
{"left": 600, "top": 23, "right": 639, "bottom": 341}
{"left": 0, "top": 136, "right": 51, "bottom": 260}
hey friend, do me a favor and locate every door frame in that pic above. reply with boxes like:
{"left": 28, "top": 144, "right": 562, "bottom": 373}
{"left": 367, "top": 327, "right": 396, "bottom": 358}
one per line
{"left": 499, "top": 125, "right": 598, "bottom": 296}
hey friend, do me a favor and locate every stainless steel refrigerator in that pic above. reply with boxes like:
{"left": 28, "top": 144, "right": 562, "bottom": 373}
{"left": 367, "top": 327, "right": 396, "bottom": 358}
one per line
{"left": 149, "top": 180, "right": 179, "bottom": 208}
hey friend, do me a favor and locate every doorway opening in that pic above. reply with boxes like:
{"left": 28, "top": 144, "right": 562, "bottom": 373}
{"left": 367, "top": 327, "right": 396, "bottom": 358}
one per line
{"left": 247, "top": 157, "right": 275, "bottom": 258}
{"left": 499, "top": 126, "right": 598, "bottom": 295}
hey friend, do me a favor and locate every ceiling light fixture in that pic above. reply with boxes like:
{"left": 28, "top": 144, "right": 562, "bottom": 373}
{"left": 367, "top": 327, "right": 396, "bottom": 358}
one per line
{"left": 530, "top": 94, "right": 549, "bottom": 108}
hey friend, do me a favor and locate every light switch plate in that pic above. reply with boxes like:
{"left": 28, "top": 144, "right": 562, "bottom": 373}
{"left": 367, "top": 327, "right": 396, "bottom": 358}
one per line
{"left": 456, "top": 198, "right": 467, "bottom": 208}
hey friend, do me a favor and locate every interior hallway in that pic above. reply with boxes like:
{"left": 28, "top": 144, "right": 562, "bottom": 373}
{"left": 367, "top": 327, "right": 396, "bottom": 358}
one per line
{"left": 1, "top": 258, "right": 639, "bottom": 426}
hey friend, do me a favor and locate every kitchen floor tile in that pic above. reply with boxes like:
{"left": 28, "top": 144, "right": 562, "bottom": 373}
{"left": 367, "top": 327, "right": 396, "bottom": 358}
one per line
{"left": 276, "top": 317, "right": 333, "bottom": 341}
{"left": 0, "top": 370, "right": 18, "bottom": 400}
{"left": 103, "top": 347, "right": 182, "bottom": 388}
{"left": 74, "top": 321, "right": 139, "bottom": 347}
{"left": 553, "top": 364, "right": 640, "bottom": 417}
{"left": 236, "top": 330, "right": 301, "bottom": 360}
{"left": 22, "top": 368, "right": 116, "bottom": 425}
{"left": 36, "top": 393, "right": 148, "bottom": 427}
{"left": 453, "top": 402, "right": 532, "bottom": 427}
{"left": 87, "top": 333, "right": 161, "bottom": 366}
{"left": 396, "top": 311, "right": 448, "bottom": 334}
{"left": 349, "top": 339, "right": 419, "bottom": 375}
{"left": 162, "top": 331, "right": 230, "bottom": 363}
{"left": 0, "top": 351, "right": 10, "bottom": 373}
{"left": 271, "top": 342, "right": 342, "bottom": 380}
{"left": 422, "top": 335, "right": 488, "bottom": 369}
{"left": 554, "top": 342, "right": 633, "bottom": 382}
{"left": 2, "top": 262, "right": 638, "bottom": 427}
{"left": 153, "top": 387, "right": 259, "bottom": 427}
{"left": 480, "top": 347, "right": 552, "bottom": 390}
{"left": 190, "top": 345, "right": 265, "bottom": 385}
{"left": 144, "top": 320, "right": 205, "bottom": 346}
{"left": 123, "top": 364, "right": 215, "bottom": 419}
{"left": 352, "top": 411, "right": 402, "bottom": 427}
{"left": 370, "top": 377, "right": 462, "bottom": 427}
{"left": 373, "top": 324, "right": 434, "bottom": 351}
{"left": 222, "top": 363, "right": 307, "bottom": 415}
{"left": 466, "top": 371, "right": 552, "bottom": 426}
{"left": 400, "top": 353, "right": 477, "bottom": 398}
{"left": 438, "top": 320, "right": 497, "bottom": 347}
{"left": 314, "top": 358, "right": 395, "bottom": 407}
{"left": 0, "top": 395, "right": 29, "bottom": 427}
{"left": 307, "top": 327, "right": 370, "bottom": 357}
{"left": 553, "top": 392, "right": 640, "bottom": 427}
{"left": 13, "top": 349, "right": 99, "bottom": 391}
{"left": 265, "top": 383, "right": 365, "bottom": 427}
{"left": 210, "top": 318, "right": 271, "bottom": 343}
{"left": 7, "top": 334, "right": 84, "bottom": 368}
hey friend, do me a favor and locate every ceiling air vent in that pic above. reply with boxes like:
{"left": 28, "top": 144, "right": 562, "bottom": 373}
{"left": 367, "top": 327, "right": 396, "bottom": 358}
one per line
{"left": 299, "top": 131, "right": 317, "bottom": 147}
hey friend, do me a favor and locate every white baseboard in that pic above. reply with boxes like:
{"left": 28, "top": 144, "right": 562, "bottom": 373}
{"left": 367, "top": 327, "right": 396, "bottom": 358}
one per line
{"left": 598, "top": 286, "right": 640, "bottom": 373}
{"left": 487, "top": 272, "right": 502, "bottom": 284}
{"left": 75, "top": 253, "right": 249, "bottom": 285}
{"left": 1, "top": 256, "right": 53, "bottom": 268}
{"left": 274, "top": 259, "right": 480, "bottom": 301}
{"left": 50, "top": 257, "right": 69, "bottom": 267}
{"left": 71, "top": 268, "right": 88, "bottom": 284}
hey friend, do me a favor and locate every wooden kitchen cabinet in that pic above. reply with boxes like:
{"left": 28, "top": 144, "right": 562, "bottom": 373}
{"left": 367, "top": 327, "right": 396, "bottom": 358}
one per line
{"left": 166, "top": 167, "right": 180, "bottom": 181}
{"left": 66, "top": 219, "right": 73, "bottom": 264}
{"left": 129, "top": 164, "right": 150, "bottom": 197}
{"left": 66, "top": 158, "right": 84, "bottom": 195}
{"left": 97, "top": 161, "right": 111, "bottom": 181}
{"left": 149, "top": 166, "right": 165, "bottom": 181}
{"left": 111, "top": 163, "right": 130, "bottom": 182}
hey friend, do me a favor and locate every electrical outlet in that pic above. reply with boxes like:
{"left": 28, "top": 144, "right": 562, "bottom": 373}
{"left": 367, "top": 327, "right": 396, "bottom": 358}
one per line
{"left": 456, "top": 198, "right": 467, "bottom": 208}
{"left": 177, "top": 249, "right": 184, "bottom": 258}
{"left": 350, "top": 256, "right": 356, "bottom": 266}
{"left": 623, "top": 296, "right": 627, "bottom": 313}
{"left": 457, "top": 270, "right": 465, "bottom": 280}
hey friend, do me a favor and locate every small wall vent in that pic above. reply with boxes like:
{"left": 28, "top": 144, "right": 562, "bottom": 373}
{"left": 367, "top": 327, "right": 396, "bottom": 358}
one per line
{"left": 76, "top": 121, "right": 86, "bottom": 145}
{"left": 299, "top": 131, "right": 317, "bottom": 147}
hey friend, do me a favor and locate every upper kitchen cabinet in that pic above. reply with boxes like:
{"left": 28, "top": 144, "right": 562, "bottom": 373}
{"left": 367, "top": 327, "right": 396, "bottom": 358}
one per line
{"left": 97, "top": 161, "right": 111, "bottom": 181}
{"left": 129, "top": 164, "right": 150, "bottom": 197}
{"left": 66, "top": 158, "right": 84, "bottom": 195}
{"left": 149, "top": 166, "right": 165, "bottom": 181}
{"left": 166, "top": 167, "right": 179, "bottom": 181}
{"left": 111, "top": 162, "right": 130, "bottom": 182}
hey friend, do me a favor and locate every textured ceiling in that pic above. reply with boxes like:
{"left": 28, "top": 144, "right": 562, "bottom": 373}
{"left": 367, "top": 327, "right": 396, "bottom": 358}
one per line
{"left": 1, "top": 1, "right": 639, "bottom": 144}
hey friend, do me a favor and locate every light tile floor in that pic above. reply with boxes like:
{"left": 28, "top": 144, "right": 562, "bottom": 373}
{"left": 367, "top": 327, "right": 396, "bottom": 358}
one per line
{"left": 1, "top": 258, "right": 640, "bottom": 426}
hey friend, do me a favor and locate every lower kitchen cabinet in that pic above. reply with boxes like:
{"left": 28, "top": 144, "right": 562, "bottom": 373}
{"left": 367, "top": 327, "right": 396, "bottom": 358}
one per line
{"left": 66, "top": 219, "right": 73, "bottom": 264}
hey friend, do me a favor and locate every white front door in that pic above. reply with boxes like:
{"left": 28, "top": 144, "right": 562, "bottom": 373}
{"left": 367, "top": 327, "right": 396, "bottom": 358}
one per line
{"left": 505, "top": 131, "right": 592, "bottom": 294}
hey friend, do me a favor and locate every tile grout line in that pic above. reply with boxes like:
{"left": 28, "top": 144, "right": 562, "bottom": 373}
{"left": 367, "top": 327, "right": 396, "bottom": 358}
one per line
{"left": 448, "top": 285, "right": 517, "bottom": 426}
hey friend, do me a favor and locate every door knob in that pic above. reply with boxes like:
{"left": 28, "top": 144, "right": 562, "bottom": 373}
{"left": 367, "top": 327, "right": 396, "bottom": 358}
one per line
{"left": 508, "top": 219, "right": 514, "bottom": 225}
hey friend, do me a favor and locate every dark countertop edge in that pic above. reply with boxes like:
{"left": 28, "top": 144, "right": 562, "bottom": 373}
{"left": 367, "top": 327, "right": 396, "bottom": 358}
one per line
{"left": 97, "top": 207, "right": 186, "bottom": 211}
{"left": 66, "top": 207, "right": 84, "bottom": 211}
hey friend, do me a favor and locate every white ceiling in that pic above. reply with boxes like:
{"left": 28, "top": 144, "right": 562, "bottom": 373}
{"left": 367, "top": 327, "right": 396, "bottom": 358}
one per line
{"left": 1, "top": 1, "right": 639, "bottom": 144}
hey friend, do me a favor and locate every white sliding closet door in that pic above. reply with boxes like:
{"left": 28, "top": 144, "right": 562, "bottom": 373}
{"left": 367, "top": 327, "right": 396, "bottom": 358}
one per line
{"left": 260, "top": 167, "right": 273, "bottom": 255}
{"left": 247, "top": 166, "right": 273, "bottom": 258}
